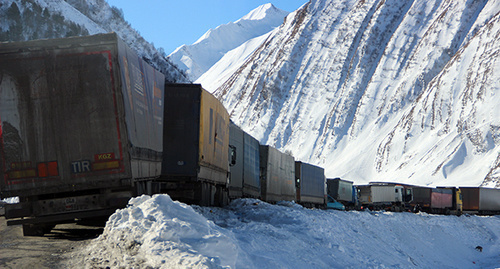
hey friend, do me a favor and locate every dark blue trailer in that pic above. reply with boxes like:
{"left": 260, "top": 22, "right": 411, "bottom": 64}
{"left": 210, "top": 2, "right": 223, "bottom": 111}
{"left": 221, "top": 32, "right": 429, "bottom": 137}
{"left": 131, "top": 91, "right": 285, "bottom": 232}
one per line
{"left": 242, "top": 128, "right": 260, "bottom": 198}
{"left": 295, "top": 162, "right": 325, "bottom": 207}
{"left": 228, "top": 122, "right": 260, "bottom": 199}
{"left": 229, "top": 122, "right": 244, "bottom": 198}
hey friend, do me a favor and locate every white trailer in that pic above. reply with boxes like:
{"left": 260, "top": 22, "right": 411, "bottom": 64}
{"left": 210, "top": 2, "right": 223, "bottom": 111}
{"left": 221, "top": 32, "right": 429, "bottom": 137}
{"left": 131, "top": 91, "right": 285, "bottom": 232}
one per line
{"left": 357, "top": 184, "right": 404, "bottom": 211}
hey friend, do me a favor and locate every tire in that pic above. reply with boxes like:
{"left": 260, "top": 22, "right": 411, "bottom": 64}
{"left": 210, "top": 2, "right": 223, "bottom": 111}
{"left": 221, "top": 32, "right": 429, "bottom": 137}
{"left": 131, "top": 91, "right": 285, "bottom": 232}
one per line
{"left": 22, "top": 223, "right": 54, "bottom": 236}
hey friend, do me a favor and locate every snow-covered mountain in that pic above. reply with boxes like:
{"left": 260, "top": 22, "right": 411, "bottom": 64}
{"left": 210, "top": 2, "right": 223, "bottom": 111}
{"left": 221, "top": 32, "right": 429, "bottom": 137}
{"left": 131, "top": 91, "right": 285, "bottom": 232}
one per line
{"left": 196, "top": 30, "right": 276, "bottom": 93}
{"left": 0, "top": 0, "right": 188, "bottom": 83}
{"left": 168, "top": 3, "right": 289, "bottom": 81}
{"left": 211, "top": 0, "right": 500, "bottom": 188}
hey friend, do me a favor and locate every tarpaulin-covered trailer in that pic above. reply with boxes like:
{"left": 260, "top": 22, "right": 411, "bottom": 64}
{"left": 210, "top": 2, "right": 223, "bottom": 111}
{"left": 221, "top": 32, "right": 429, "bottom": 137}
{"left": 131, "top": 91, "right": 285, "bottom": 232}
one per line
{"left": 228, "top": 122, "right": 260, "bottom": 199}
{"left": 410, "top": 187, "right": 453, "bottom": 213}
{"left": 0, "top": 33, "right": 165, "bottom": 235}
{"left": 229, "top": 122, "right": 244, "bottom": 198}
{"left": 259, "top": 145, "right": 295, "bottom": 203}
{"left": 161, "top": 84, "right": 230, "bottom": 206}
{"left": 295, "top": 162, "right": 325, "bottom": 207}
{"left": 461, "top": 187, "right": 500, "bottom": 214}
{"left": 357, "top": 184, "right": 404, "bottom": 210}
{"left": 327, "top": 178, "right": 354, "bottom": 203}
{"left": 431, "top": 188, "right": 453, "bottom": 209}
{"left": 242, "top": 129, "right": 260, "bottom": 198}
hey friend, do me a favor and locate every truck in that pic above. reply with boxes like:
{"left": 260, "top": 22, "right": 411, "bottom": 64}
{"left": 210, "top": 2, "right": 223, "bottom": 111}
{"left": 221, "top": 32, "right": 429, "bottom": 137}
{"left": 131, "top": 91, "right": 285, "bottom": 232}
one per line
{"left": 159, "top": 84, "right": 231, "bottom": 206}
{"left": 326, "top": 178, "right": 358, "bottom": 209}
{"left": 228, "top": 122, "right": 260, "bottom": 199}
{"left": 0, "top": 33, "right": 165, "bottom": 235}
{"left": 408, "top": 187, "right": 454, "bottom": 214}
{"left": 259, "top": 145, "right": 295, "bottom": 203}
{"left": 295, "top": 161, "right": 325, "bottom": 207}
{"left": 357, "top": 184, "right": 404, "bottom": 211}
{"left": 460, "top": 187, "right": 500, "bottom": 215}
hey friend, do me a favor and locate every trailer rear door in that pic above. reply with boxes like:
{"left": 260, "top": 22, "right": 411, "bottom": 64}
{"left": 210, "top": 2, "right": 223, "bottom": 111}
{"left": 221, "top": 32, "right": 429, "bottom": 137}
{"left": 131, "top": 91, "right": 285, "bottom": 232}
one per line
{"left": 0, "top": 37, "right": 130, "bottom": 197}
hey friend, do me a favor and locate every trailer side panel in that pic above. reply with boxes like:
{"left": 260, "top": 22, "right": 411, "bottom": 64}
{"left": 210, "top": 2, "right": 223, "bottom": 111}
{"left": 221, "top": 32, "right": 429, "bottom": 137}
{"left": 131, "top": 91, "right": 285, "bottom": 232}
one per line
{"left": 242, "top": 131, "right": 260, "bottom": 198}
{"left": 431, "top": 188, "right": 452, "bottom": 209}
{"left": 461, "top": 188, "right": 480, "bottom": 211}
{"left": 295, "top": 162, "right": 325, "bottom": 206}
{"left": 479, "top": 188, "right": 500, "bottom": 212}
{"left": 229, "top": 122, "right": 244, "bottom": 198}
{"left": 327, "top": 178, "right": 353, "bottom": 203}
{"left": 260, "top": 146, "right": 295, "bottom": 203}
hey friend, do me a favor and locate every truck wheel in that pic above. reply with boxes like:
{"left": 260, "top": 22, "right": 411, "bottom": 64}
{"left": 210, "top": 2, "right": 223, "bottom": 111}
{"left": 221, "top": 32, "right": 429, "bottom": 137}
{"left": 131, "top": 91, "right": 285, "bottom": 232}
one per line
{"left": 222, "top": 188, "right": 230, "bottom": 206}
{"left": 214, "top": 185, "right": 229, "bottom": 207}
{"left": 22, "top": 223, "right": 53, "bottom": 236}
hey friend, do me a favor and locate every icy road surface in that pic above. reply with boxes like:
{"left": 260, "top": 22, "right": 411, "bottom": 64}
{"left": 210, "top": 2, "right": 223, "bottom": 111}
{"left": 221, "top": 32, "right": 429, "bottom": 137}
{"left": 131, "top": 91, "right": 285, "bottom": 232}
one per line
{"left": 71, "top": 194, "right": 500, "bottom": 268}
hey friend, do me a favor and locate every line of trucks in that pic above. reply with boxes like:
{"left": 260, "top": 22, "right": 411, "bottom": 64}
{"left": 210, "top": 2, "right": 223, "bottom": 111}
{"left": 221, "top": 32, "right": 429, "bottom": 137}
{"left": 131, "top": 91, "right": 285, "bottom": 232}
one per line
{"left": 328, "top": 179, "right": 500, "bottom": 215}
{"left": 1, "top": 33, "right": 499, "bottom": 236}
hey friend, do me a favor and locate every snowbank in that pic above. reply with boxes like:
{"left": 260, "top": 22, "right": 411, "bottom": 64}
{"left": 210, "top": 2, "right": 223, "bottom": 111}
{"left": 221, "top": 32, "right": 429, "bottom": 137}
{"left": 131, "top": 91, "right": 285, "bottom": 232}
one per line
{"left": 77, "top": 195, "right": 500, "bottom": 268}
{"left": 1, "top": 197, "right": 19, "bottom": 204}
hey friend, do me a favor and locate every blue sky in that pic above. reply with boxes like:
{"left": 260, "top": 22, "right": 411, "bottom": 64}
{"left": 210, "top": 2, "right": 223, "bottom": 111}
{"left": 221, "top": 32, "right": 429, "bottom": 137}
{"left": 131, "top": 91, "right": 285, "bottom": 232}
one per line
{"left": 105, "top": 0, "right": 307, "bottom": 54}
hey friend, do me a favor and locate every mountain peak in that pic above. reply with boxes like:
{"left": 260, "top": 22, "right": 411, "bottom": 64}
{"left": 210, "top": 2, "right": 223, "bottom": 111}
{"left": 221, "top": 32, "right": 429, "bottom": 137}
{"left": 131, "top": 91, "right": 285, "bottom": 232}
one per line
{"left": 168, "top": 3, "right": 289, "bottom": 81}
{"left": 238, "top": 3, "right": 283, "bottom": 22}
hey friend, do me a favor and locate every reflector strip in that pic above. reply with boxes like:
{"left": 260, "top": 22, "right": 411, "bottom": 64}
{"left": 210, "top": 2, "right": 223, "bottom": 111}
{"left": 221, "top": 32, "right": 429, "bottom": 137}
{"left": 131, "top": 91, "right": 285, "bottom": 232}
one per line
{"left": 48, "top": 161, "right": 58, "bottom": 176}
{"left": 37, "top": 162, "right": 59, "bottom": 177}
{"left": 8, "top": 169, "right": 36, "bottom": 179}
{"left": 38, "top": 163, "right": 48, "bottom": 177}
{"left": 93, "top": 160, "right": 120, "bottom": 171}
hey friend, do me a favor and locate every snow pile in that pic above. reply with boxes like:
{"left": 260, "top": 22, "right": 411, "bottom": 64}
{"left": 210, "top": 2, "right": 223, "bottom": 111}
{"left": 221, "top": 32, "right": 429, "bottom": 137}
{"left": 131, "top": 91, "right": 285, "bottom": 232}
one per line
{"left": 77, "top": 195, "right": 500, "bottom": 268}
{"left": 1, "top": 197, "right": 19, "bottom": 204}
{"left": 168, "top": 3, "right": 289, "bottom": 81}
{"left": 81, "top": 195, "right": 238, "bottom": 268}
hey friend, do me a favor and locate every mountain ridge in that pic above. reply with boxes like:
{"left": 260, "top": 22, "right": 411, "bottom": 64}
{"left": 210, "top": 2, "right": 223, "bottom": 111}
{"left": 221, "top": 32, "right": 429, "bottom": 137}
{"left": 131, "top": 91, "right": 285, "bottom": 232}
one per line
{"left": 168, "top": 3, "right": 289, "bottom": 81}
{"left": 211, "top": 0, "right": 500, "bottom": 187}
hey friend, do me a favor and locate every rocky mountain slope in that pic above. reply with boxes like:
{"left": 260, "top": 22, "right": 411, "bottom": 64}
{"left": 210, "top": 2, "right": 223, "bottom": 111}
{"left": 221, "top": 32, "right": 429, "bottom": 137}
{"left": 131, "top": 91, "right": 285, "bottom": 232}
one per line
{"left": 213, "top": 0, "right": 500, "bottom": 187}
{"left": 0, "top": 0, "right": 188, "bottom": 83}
{"left": 168, "top": 3, "right": 289, "bottom": 81}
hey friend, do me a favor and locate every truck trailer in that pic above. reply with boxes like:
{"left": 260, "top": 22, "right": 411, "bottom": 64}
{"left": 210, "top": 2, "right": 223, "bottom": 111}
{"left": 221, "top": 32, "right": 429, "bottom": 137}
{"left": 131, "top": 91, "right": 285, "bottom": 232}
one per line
{"left": 159, "top": 84, "right": 231, "bottom": 206}
{"left": 357, "top": 184, "right": 404, "bottom": 211}
{"left": 409, "top": 187, "right": 454, "bottom": 214}
{"left": 0, "top": 33, "right": 165, "bottom": 235}
{"left": 461, "top": 187, "right": 500, "bottom": 215}
{"left": 228, "top": 122, "right": 244, "bottom": 199}
{"left": 326, "top": 178, "right": 358, "bottom": 209}
{"left": 228, "top": 122, "right": 260, "bottom": 199}
{"left": 295, "top": 161, "right": 325, "bottom": 207}
{"left": 259, "top": 145, "right": 295, "bottom": 203}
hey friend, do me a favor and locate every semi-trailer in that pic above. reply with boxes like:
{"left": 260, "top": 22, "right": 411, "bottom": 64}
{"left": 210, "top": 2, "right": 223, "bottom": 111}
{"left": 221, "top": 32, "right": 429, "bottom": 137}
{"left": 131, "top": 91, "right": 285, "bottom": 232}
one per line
{"left": 461, "top": 187, "right": 500, "bottom": 215}
{"left": 259, "top": 145, "right": 295, "bottom": 203}
{"left": 228, "top": 122, "right": 260, "bottom": 199}
{"left": 295, "top": 161, "right": 326, "bottom": 207}
{"left": 159, "top": 84, "right": 231, "bottom": 206}
{"left": 409, "top": 187, "right": 454, "bottom": 214}
{"left": 326, "top": 178, "right": 359, "bottom": 209}
{"left": 0, "top": 33, "right": 164, "bottom": 235}
{"left": 357, "top": 184, "right": 404, "bottom": 211}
